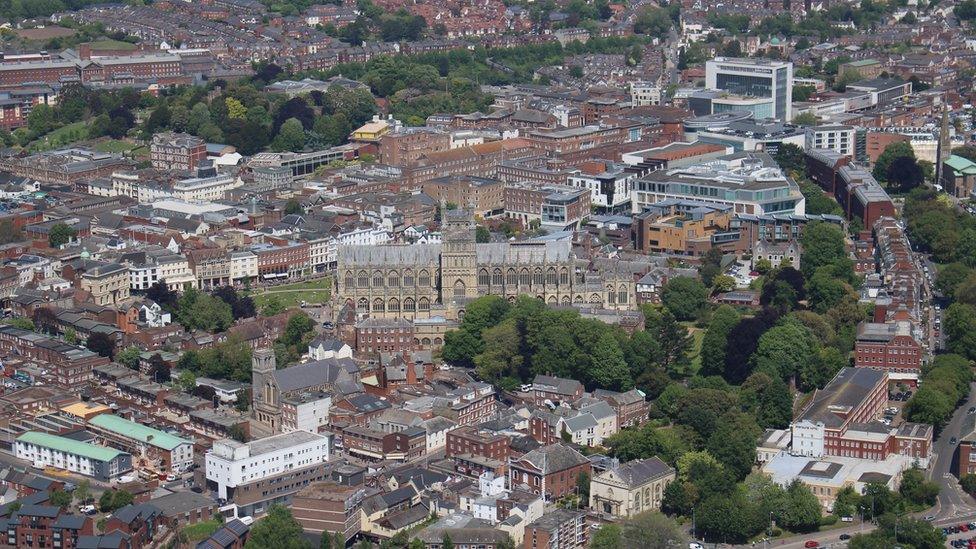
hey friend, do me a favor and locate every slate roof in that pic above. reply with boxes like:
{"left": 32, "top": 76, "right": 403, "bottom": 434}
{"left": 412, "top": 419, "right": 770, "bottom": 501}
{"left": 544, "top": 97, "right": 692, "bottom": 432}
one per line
{"left": 515, "top": 444, "right": 588, "bottom": 474}
{"left": 532, "top": 375, "right": 582, "bottom": 396}
{"left": 272, "top": 357, "right": 357, "bottom": 393}
{"left": 605, "top": 457, "right": 674, "bottom": 487}
{"left": 797, "top": 367, "right": 887, "bottom": 429}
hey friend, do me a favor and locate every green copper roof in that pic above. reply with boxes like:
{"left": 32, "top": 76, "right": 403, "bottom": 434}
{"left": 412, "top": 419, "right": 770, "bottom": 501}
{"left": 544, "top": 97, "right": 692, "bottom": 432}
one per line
{"left": 17, "top": 431, "right": 127, "bottom": 462}
{"left": 88, "top": 414, "right": 190, "bottom": 451}
{"left": 946, "top": 155, "right": 976, "bottom": 174}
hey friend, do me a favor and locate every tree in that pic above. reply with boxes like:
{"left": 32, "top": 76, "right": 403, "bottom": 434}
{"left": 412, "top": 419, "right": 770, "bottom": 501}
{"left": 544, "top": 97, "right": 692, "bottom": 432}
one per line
{"left": 661, "top": 277, "right": 708, "bottom": 321}
{"left": 177, "top": 370, "right": 197, "bottom": 392}
{"left": 779, "top": 480, "right": 822, "bottom": 533}
{"left": 50, "top": 489, "right": 72, "bottom": 508}
{"left": 86, "top": 332, "right": 116, "bottom": 359}
{"left": 28, "top": 104, "right": 56, "bottom": 135}
{"left": 146, "top": 280, "right": 178, "bottom": 310}
{"left": 898, "top": 467, "right": 939, "bottom": 506}
{"left": 271, "top": 118, "right": 305, "bottom": 152}
{"left": 807, "top": 268, "right": 852, "bottom": 313}
{"left": 475, "top": 226, "right": 490, "bottom": 243}
{"left": 634, "top": 6, "right": 673, "bottom": 36}
{"left": 774, "top": 143, "right": 806, "bottom": 175}
{"left": 800, "top": 222, "right": 850, "bottom": 279}
{"left": 953, "top": 145, "right": 976, "bottom": 162}
{"left": 74, "top": 479, "right": 90, "bottom": 504}
{"left": 750, "top": 322, "right": 817, "bottom": 383}
{"left": 706, "top": 411, "right": 760, "bottom": 480}
{"left": 961, "top": 474, "right": 976, "bottom": 497}
{"left": 590, "top": 523, "right": 623, "bottom": 549}
{"left": 224, "top": 119, "right": 270, "bottom": 155}
{"left": 699, "top": 247, "right": 724, "bottom": 287}
{"left": 213, "top": 286, "right": 257, "bottom": 319}
{"left": 945, "top": 303, "right": 976, "bottom": 360}
{"left": 792, "top": 112, "right": 818, "bottom": 126}
{"left": 147, "top": 353, "right": 169, "bottom": 382}
{"left": 441, "top": 533, "right": 454, "bottom": 549}
{"left": 116, "top": 346, "right": 142, "bottom": 369}
{"left": 741, "top": 372, "right": 793, "bottom": 429}
{"left": 473, "top": 319, "right": 522, "bottom": 383}
{"left": 245, "top": 505, "right": 311, "bottom": 549}
{"left": 589, "top": 331, "right": 632, "bottom": 391}
{"left": 32, "top": 307, "right": 58, "bottom": 334}
{"left": 178, "top": 289, "right": 234, "bottom": 332}
{"left": 872, "top": 141, "right": 915, "bottom": 184}
{"left": 285, "top": 198, "right": 303, "bottom": 215}
{"left": 699, "top": 305, "right": 739, "bottom": 377}
{"left": 48, "top": 223, "right": 77, "bottom": 249}
{"left": 261, "top": 296, "right": 285, "bottom": 317}
{"left": 886, "top": 155, "right": 924, "bottom": 193}
{"left": 99, "top": 490, "right": 133, "bottom": 513}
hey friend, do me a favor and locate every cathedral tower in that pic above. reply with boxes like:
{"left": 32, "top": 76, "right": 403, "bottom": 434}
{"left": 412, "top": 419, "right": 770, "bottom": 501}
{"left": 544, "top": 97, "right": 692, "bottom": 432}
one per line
{"left": 252, "top": 348, "right": 280, "bottom": 432}
{"left": 440, "top": 206, "right": 478, "bottom": 303}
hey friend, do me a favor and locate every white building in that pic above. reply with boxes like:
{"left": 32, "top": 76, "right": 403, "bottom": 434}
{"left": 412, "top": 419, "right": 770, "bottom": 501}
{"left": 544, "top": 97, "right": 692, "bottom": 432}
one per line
{"left": 281, "top": 392, "right": 332, "bottom": 434}
{"left": 308, "top": 337, "right": 353, "bottom": 361}
{"left": 630, "top": 81, "right": 662, "bottom": 107}
{"left": 805, "top": 125, "right": 855, "bottom": 158}
{"left": 172, "top": 172, "right": 241, "bottom": 202}
{"left": 205, "top": 430, "right": 330, "bottom": 502}
{"left": 422, "top": 416, "right": 457, "bottom": 453}
{"left": 336, "top": 225, "right": 390, "bottom": 247}
{"left": 705, "top": 57, "right": 793, "bottom": 122}
{"left": 567, "top": 162, "right": 635, "bottom": 211}
{"left": 15, "top": 431, "right": 132, "bottom": 480}
{"left": 308, "top": 236, "right": 337, "bottom": 271}
{"left": 230, "top": 251, "right": 258, "bottom": 283}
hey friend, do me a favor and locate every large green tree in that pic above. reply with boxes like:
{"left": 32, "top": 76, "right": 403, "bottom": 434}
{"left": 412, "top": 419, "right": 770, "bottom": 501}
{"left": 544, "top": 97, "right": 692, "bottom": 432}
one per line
{"left": 661, "top": 277, "right": 708, "bottom": 321}
{"left": 872, "top": 141, "right": 915, "bottom": 184}
{"left": 699, "top": 305, "right": 740, "bottom": 378}
{"left": 245, "top": 505, "right": 311, "bottom": 549}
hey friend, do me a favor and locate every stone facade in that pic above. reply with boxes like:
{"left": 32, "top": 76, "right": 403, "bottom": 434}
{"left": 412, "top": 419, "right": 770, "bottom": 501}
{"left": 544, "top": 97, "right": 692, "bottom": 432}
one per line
{"left": 336, "top": 209, "right": 635, "bottom": 320}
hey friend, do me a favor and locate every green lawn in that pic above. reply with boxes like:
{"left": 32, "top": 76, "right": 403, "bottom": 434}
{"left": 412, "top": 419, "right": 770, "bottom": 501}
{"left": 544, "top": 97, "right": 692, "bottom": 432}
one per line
{"left": 93, "top": 139, "right": 138, "bottom": 153}
{"left": 182, "top": 519, "right": 223, "bottom": 542}
{"left": 252, "top": 289, "right": 331, "bottom": 310}
{"left": 260, "top": 277, "right": 333, "bottom": 292}
{"left": 27, "top": 121, "right": 88, "bottom": 152}
{"left": 686, "top": 327, "right": 705, "bottom": 375}
{"left": 88, "top": 39, "right": 138, "bottom": 51}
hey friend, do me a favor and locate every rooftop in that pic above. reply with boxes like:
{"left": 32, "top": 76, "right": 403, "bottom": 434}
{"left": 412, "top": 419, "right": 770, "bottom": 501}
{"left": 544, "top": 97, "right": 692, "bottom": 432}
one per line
{"left": 88, "top": 414, "right": 191, "bottom": 451}
{"left": 16, "top": 431, "right": 127, "bottom": 462}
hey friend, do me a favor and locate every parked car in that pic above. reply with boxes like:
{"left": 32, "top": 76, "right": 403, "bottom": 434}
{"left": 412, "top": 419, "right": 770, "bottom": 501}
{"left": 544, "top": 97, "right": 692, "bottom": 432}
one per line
{"left": 804, "top": 541, "right": 819, "bottom": 548}
{"left": 839, "top": 534, "right": 851, "bottom": 541}
{"left": 79, "top": 505, "right": 96, "bottom": 515}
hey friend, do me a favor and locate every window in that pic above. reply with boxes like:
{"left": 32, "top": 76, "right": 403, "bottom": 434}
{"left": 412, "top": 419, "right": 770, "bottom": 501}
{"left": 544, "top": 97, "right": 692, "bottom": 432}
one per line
{"left": 533, "top": 268, "right": 544, "bottom": 285}
{"left": 418, "top": 298, "right": 430, "bottom": 312}
{"left": 388, "top": 271, "right": 399, "bottom": 287}
{"left": 478, "top": 269, "right": 490, "bottom": 286}
{"left": 344, "top": 271, "right": 354, "bottom": 288}
{"left": 373, "top": 298, "right": 385, "bottom": 312}
{"left": 519, "top": 269, "right": 530, "bottom": 286}
{"left": 546, "top": 268, "right": 557, "bottom": 285}
{"left": 373, "top": 271, "right": 384, "bottom": 287}
{"left": 358, "top": 271, "right": 368, "bottom": 287}
{"left": 506, "top": 269, "right": 517, "bottom": 286}
{"left": 388, "top": 299, "right": 400, "bottom": 313}
{"left": 403, "top": 270, "right": 414, "bottom": 286}
{"left": 560, "top": 268, "right": 569, "bottom": 285}
{"left": 493, "top": 269, "right": 503, "bottom": 286}
{"left": 419, "top": 270, "right": 431, "bottom": 287}
{"left": 403, "top": 298, "right": 415, "bottom": 312}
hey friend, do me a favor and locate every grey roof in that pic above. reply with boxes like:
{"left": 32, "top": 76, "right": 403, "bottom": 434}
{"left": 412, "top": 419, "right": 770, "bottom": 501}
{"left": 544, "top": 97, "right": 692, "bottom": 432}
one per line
{"left": 526, "top": 508, "right": 585, "bottom": 531}
{"left": 516, "top": 443, "right": 588, "bottom": 474}
{"left": 52, "top": 514, "right": 88, "bottom": 529}
{"left": 604, "top": 457, "right": 674, "bottom": 487}
{"left": 532, "top": 375, "right": 582, "bottom": 396}
{"left": 563, "top": 413, "right": 598, "bottom": 432}
{"left": 77, "top": 533, "right": 131, "bottom": 549}
{"left": 593, "top": 388, "right": 644, "bottom": 406}
{"left": 797, "top": 368, "right": 887, "bottom": 429}
{"left": 580, "top": 400, "right": 616, "bottom": 421}
{"left": 112, "top": 503, "right": 161, "bottom": 524}
{"left": 362, "top": 486, "right": 416, "bottom": 515}
{"left": 272, "top": 357, "right": 358, "bottom": 393}
{"left": 149, "top": 492, "right": 216, "bottom": 516}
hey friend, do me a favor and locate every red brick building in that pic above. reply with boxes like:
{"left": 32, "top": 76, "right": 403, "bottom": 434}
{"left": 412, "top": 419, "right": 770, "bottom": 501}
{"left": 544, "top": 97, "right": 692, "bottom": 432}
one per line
{"left": 446, "top": 426, "right": 511, "bottom": 462}
{"left": 354, "top": 317, "right": 415, "bottom": 355}
{"left": 342, "top": 425, "right": 426, "bottom": 461}
{"left": 151, "top": 132, "right": 207, "bottom": 171}
{"left": 5, "top": 506, "right": 93, "bottom": 549}
{"left": 252, "top": 241, "right": 309, "bottom": 280}
{"left": 508, "top": 444, "right": 590, "bottom": 501}
{"left": 592, "top": 388, "right": 649, "bottom": 429}
{"left": 854, "top": 321, "right": 923, "bottom": 377}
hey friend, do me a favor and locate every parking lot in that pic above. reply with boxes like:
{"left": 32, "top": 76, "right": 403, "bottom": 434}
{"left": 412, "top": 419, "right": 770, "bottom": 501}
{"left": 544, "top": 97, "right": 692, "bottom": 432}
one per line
{"left": 943, "top": 520, "right": 976, "bottom": 548}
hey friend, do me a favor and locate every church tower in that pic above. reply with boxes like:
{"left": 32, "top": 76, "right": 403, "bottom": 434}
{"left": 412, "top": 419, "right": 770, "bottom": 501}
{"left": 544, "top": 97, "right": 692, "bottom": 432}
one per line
{"left": 440, "top": 205, "right": 478, "bottom": 304}
{"left": 251, "top": 348, "right": 280, "bottom": 433}
{"left": 935, "top": 108, "right": 950, "bottom": 188}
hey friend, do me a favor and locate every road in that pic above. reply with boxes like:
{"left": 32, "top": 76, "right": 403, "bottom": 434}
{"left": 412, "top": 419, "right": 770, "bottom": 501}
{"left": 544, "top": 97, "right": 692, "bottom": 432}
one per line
{"left": 929, "top": 382, "right": 976, "bottom": 521}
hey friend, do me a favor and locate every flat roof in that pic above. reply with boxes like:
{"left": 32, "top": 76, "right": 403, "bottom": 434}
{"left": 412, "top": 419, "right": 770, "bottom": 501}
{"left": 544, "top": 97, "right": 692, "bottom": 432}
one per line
{"left": 88, "top": 414, "right": 191, "bottom": 451}
{"left": 17, "top": 431, "right": 127, "bottom": 462}
{"left": 245, "top": 430, "right": 327, "bottom": 457}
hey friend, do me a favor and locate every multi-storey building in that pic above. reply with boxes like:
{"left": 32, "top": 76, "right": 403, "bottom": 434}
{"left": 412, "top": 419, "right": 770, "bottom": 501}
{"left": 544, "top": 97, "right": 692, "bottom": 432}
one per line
{"left": 378, "top": 128, "right": 451, "bottom": 166}
{"left": 591, "top": 389, "right": 648, "bottom": 429}
{"left": 15, "top": 432, "right": 132, "bottom": 480}
{"left": 632, "top": 152, "right": 805, "bottom": 216}
{"left": 854, "top": 321, "right": 923, "bottom": 379}
{"left": 172, "top": 167, "right": 240, "bottom": 202}
{"left": 805, "top": 125, "right": 855, "bottom": 159}
{"left": 446, "top": 426, "right": 511, "bottom": 468}
{"left": 229, "top": 251, "right": 258, "bottom": 284}
{"left": 508, "top": 444, "right": 590, "bottom": 501}
{"left": 530, "top": 375, "right": 584, "bottom": 406}
{"left": 280, "top": 392, "right": 332, "bottom": 434}
{"left": 292, "top": 481, "right": 366, "bottom": 542}
{"left": 80, "top": 262, "right": 130, "bottom": 306}
{"left": 503, "top": 183, "right": 590, "bottom": 231}
{"left": 354, "top": 317, "right": 415, "bottom": 355}
{"left": 790, "top": 368, "right": 931, "bottom": 466}
{"left": 251, "top": 242, "right": 309, "bottom": 280}
{"left": 87, "top": 413, "right": 194, "bottom": 473}
{"left": 6, "top": 506, "right": 93, "bottom": 549}
{"left": 805, "top": 149, "right": 895, "bottom": 229}
{"left": 523, "top": 508, "right": 587, "bottom": 549}
{"left": 204, "top": 431, "right": 331, "bottom": 516}
{"left": 0, "top": 325, "right": 107, "bottom": 389}
{"left": 342, "top": 425, "right": 425, "bottom": 462}
{"left": 433, "top": 382, "right": 497, "bottom": 426}
{"left": 566, "top": 160, "right": 635, "bottom": 212}
{"left": 705, "top": 57, "right": 793, "bottom": 121}
{"left": 150, "top": 132, "right": 207, "bottom": 171}
{"left": 422, "top": 176, "right": 504, "bottom": 217}
{"left": 187, "top": 248, "right": 231, "bottom": 290}
{"left": 942, "top": 154, "right": 976, "bottom": 199}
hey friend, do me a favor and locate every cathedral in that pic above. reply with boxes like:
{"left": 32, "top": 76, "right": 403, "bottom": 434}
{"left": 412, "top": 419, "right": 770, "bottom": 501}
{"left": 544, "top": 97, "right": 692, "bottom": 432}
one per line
{"left": 335, "top": 209, "right": 637, "bottom": 320}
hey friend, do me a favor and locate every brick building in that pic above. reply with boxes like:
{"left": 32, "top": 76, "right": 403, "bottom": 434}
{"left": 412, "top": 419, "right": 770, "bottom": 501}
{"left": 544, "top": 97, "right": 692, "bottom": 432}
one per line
{"left": 854, "top": 321, "right": 923, "bottom": 378}
{"left": 150, "top": 132, "right": 207, "bottom": 171}
{"left": 508, "top": 444, "right": 590, "bottom": 501}
{"left": 5, "top": 506, "right": 92, "bottom": 549}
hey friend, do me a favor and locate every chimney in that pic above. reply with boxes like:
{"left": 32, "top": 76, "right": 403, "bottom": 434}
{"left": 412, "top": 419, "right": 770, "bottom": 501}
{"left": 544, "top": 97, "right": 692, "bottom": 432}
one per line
{"left": 78, "top": 44, "right": 91, "bottom": 61}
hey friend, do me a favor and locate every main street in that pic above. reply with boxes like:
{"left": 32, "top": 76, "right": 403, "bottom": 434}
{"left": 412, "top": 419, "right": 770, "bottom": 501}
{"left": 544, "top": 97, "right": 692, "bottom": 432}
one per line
{"left": 928, "top": 382, "right": 976, "bottom": 521}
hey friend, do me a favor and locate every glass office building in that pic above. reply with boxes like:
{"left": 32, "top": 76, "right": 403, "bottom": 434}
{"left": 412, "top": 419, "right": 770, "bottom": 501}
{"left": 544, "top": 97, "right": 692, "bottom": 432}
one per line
{"left": 705, "top": 58, "right": 793, "bottom": 122}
